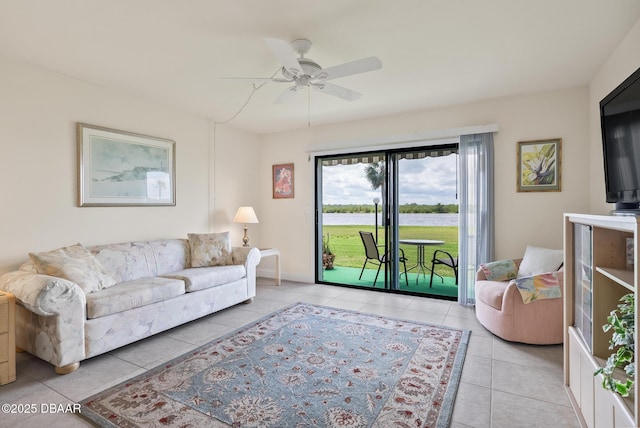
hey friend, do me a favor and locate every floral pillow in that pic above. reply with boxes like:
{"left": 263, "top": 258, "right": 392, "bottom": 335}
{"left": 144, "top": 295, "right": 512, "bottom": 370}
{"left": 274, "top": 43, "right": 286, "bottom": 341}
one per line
{"left": 188, "top": 232, "right": 232, "bottom": 267}
{"left": 480, "top": 259, "right": 519, "bottom": 281}
{"left": 510, "top": 272, "right": 562, "bottom": 304}
{"left": 29, "top": 243, "right": 117, "bottom": 294}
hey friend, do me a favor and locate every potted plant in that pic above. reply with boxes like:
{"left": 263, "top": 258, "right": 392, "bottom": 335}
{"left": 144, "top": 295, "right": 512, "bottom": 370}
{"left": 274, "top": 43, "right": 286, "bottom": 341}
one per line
{"left": 322, "top": 234, "right": 335, "bottom": 270}
{"left": 595, "top": 293, "right": 635, "bottom": 397}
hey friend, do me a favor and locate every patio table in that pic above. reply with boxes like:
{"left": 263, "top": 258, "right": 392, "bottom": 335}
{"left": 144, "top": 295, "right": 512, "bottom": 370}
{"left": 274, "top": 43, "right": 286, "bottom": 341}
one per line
{"left": 399, "top": 239, "right": 445, "bottom": 284}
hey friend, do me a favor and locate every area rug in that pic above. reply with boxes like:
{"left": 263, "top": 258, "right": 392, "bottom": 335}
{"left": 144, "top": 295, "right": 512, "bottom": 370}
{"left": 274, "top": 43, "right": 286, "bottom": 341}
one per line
{"left": 80, "top": 302, "right": 470, "bottom": 427}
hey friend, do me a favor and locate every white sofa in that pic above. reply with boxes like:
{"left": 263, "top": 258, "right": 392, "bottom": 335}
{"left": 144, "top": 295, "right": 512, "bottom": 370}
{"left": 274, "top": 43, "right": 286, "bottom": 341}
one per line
{"left": 0, "top": 237, "right": 261, "bottom": 374}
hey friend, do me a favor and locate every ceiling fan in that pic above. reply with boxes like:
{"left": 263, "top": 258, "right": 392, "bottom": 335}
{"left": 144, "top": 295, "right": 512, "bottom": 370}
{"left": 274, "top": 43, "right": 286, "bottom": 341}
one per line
{"left": 228, "top": 38, "right": 383, "bottom": 104}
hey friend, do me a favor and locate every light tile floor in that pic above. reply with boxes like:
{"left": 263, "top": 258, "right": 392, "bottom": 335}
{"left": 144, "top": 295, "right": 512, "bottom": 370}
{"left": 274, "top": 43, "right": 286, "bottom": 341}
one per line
{"left": 0, "top": 278, "right": 580, "bottom": 427}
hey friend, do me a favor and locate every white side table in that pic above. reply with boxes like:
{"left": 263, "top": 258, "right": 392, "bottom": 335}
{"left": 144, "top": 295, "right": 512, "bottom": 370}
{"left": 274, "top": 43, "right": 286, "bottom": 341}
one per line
{"left": 259, "top": 248, "right": 281, "bottom": 285}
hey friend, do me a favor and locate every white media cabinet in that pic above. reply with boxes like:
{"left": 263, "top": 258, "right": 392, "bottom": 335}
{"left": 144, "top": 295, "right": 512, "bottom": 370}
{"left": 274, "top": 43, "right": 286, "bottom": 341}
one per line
{"left": 564, "top": 213, "right": 638, "bottom": 427}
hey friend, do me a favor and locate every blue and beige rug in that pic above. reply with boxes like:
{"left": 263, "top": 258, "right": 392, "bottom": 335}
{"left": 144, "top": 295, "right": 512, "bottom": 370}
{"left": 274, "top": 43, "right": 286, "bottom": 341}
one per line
{"left": 80, "top": 303, "right": 470, "bottom": 427}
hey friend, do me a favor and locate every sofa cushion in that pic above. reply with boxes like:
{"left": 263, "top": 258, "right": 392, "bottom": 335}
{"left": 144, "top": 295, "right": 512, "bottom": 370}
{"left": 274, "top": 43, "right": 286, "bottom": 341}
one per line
{"left": 480, "top": 259, "right": 518, "bottom": 281}
{"left": 147, "top": 239, "right": 190, "bottom": 275}
{"left": 475, "top": 281, "right": 507, "bottom": 311}
{"left": 90, "top": 242, "right": 155, "bottom": 283}
{"left": 517, "top": 245, "right": 563, "bottom": 277}
{"left": 163, "top": 265, "right": 246, "bottom": 292}
{"left": 86, "top": 277, "right": 185, "bottom": 319}
{"left": 29, "top": 244, "right": 117, "bottom": 294}
{"left": 90, "top": 240, "right": 191, "bottom": 282}
{"left": 188, "top": 232, "right": 232, "bottom": 267}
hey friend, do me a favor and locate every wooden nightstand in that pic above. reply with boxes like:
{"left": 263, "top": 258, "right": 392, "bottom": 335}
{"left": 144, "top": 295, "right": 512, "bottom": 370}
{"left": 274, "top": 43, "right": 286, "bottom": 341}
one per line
{"left": 0, "top": 291, "right": 16, "bottom": 385}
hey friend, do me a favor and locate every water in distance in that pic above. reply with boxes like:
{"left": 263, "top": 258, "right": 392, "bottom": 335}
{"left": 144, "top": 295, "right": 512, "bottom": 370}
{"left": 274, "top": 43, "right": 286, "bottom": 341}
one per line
{"left": 323, "top": 213, "right": 458, "bottom": 226}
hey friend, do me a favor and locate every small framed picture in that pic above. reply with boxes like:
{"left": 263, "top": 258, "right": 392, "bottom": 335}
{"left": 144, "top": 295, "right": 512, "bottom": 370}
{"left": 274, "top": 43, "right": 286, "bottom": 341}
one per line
{"left": 272, "top": 163, "right": 294, "bottom": 199}
{"left": 517, "top": 138, "right": 562, "bottom": 192}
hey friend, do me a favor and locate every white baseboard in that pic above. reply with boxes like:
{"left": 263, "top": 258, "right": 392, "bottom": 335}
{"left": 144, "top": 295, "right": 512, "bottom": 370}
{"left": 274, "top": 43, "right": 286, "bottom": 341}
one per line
{"left": 256, "top": 268, "right": 313, "bottom": 284}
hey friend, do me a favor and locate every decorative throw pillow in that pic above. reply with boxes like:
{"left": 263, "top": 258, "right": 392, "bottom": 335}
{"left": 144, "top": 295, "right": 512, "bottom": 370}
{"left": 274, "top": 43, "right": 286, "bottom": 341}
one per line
{"left": 517, "top": 245, "right": 564, "bottom": 278}
{"left": 480, "top": 259, "right": 519, "bottom": 281}
{"left": 188, "top": 232, "right": 232, "bottom": 267}
{"left": 29, "top": 243, "right": 117, "bottom": 294}
{"left": 510, "top": 272, "right": 562, "bottom": 304}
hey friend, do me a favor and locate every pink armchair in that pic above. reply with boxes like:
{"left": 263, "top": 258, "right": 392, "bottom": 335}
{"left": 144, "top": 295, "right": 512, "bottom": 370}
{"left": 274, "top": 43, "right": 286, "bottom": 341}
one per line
{"left": 474, "top": 258, "right": 564, "bottom": 345}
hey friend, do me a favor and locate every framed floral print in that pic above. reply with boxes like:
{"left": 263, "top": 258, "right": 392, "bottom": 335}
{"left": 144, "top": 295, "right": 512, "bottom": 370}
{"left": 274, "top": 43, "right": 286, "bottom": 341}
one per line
{"left": 272, "top": 163, "right": 294, "bottom": 199}
{"left": 517, "top": 138, "right": 562, "bottom": 192}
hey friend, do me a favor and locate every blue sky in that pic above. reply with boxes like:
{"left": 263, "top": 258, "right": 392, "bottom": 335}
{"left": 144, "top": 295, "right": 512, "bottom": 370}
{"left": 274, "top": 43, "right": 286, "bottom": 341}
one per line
{"left": 322, "top": 154, "right": 458, "bottom": 205}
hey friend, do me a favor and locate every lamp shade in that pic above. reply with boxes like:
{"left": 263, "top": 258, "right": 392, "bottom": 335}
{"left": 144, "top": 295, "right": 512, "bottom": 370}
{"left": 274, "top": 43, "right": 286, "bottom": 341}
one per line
{"left": 233, "top": 206, "right": 259, "bottom": 224}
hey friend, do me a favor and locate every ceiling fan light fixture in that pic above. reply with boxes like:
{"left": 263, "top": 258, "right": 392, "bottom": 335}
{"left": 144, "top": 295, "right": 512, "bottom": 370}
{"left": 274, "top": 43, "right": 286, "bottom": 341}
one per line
{"left": 281, "top": 58, "right": 322, "bottom": 81}
{"left": 295, "top": 76, "right": 310, "bottom": 88}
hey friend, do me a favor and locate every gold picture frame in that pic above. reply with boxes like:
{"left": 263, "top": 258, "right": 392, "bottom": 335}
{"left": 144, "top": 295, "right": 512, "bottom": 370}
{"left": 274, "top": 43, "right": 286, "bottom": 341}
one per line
{"left": 517, "top": 138, "right": 562, "bottom": 192}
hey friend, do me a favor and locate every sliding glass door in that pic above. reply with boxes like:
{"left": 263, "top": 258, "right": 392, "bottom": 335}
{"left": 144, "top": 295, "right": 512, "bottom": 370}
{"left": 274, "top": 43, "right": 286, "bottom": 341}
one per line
{"left": 316, "top": 151, "right": 396, "bottom": 289}
{"left": 396, "top": 148, "right": 459, "bottom": 297}
{"left": 316, "top": 144, "right": 459, "bottom": 298}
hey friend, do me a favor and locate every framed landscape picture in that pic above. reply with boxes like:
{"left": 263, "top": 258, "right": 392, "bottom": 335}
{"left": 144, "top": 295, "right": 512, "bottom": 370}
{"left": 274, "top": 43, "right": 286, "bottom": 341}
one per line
{"left": 272, "top": 163, "right": 294, "bottom": 199}
{"left": 517, "top": 138, "right": 562, "bottom": 192}
{"left": 77, "top": 123, "right": 176, "bottom": 206}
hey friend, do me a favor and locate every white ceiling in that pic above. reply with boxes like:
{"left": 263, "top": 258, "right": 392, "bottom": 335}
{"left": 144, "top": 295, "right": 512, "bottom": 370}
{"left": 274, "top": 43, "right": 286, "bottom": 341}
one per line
{"left": 1, "top": 0, "right": 639, "bottom": 135}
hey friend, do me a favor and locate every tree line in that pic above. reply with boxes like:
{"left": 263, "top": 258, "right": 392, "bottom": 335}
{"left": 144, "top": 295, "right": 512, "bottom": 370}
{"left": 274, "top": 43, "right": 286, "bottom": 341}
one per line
{"left": 323, "top": 203, "right": 459, "bottom": 214}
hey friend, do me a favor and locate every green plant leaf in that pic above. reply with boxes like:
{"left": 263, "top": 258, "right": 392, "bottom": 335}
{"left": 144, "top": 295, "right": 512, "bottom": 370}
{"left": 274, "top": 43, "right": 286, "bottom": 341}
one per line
{"left": 594, "top": 293, "right": 635, "bottom": 397}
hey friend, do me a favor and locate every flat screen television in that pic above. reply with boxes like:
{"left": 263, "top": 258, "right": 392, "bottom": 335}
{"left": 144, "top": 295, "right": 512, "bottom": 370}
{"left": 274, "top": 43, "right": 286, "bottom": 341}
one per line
{"left": 601, "top": 65, "right": 640, "bottom": 214}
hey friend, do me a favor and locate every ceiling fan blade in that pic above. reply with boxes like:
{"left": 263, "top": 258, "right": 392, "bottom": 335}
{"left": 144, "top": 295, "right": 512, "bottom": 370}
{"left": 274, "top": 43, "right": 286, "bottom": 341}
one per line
{"left": 219, "top": 77, "right": 275, "bottom": 81}
{"left": 320, "top": 56, "right": 382, "bottom": 81}
{"left": 313, "top": 82, "right": 361, "bottom": 101}
{"left": 265, "top": 38, "right": 303, "bottom": 76}
{"left": 274, "top": 86, "right": 298, "bottom": 104}
{"left": 219, "top": 77, "right": 292, "bottom": 84}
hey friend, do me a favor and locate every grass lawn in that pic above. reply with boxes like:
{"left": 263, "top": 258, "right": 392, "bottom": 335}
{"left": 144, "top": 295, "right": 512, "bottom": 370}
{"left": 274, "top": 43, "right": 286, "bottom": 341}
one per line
{"left": 322, "top": 225, "right": 458, "bottom": 278}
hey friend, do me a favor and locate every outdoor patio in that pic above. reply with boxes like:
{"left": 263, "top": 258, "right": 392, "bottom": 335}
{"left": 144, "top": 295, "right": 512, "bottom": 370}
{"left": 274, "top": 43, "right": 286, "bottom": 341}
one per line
{"left": 321, "top": 265, "right": 458, "bottom": 298}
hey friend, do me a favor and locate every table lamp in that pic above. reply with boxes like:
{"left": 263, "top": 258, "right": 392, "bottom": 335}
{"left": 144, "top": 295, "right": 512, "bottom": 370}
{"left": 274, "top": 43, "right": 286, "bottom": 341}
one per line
{"left": 233, "top": 206, "right": 259, "bottom": 247}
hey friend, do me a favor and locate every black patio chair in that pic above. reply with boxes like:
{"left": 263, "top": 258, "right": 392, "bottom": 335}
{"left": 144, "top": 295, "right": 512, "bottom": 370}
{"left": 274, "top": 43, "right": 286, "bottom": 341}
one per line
{"left": 358, "top": 231, "right": 409, "bottom": 287}
{"left": 429, "top": 249, "right": 458, "bottom": 287}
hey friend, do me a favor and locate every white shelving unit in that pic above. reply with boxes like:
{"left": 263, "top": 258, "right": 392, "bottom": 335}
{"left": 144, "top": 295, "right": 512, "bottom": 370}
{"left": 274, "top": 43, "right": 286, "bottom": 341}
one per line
{"left": 564, "top": 213, "right": 639, "bottom": 428}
